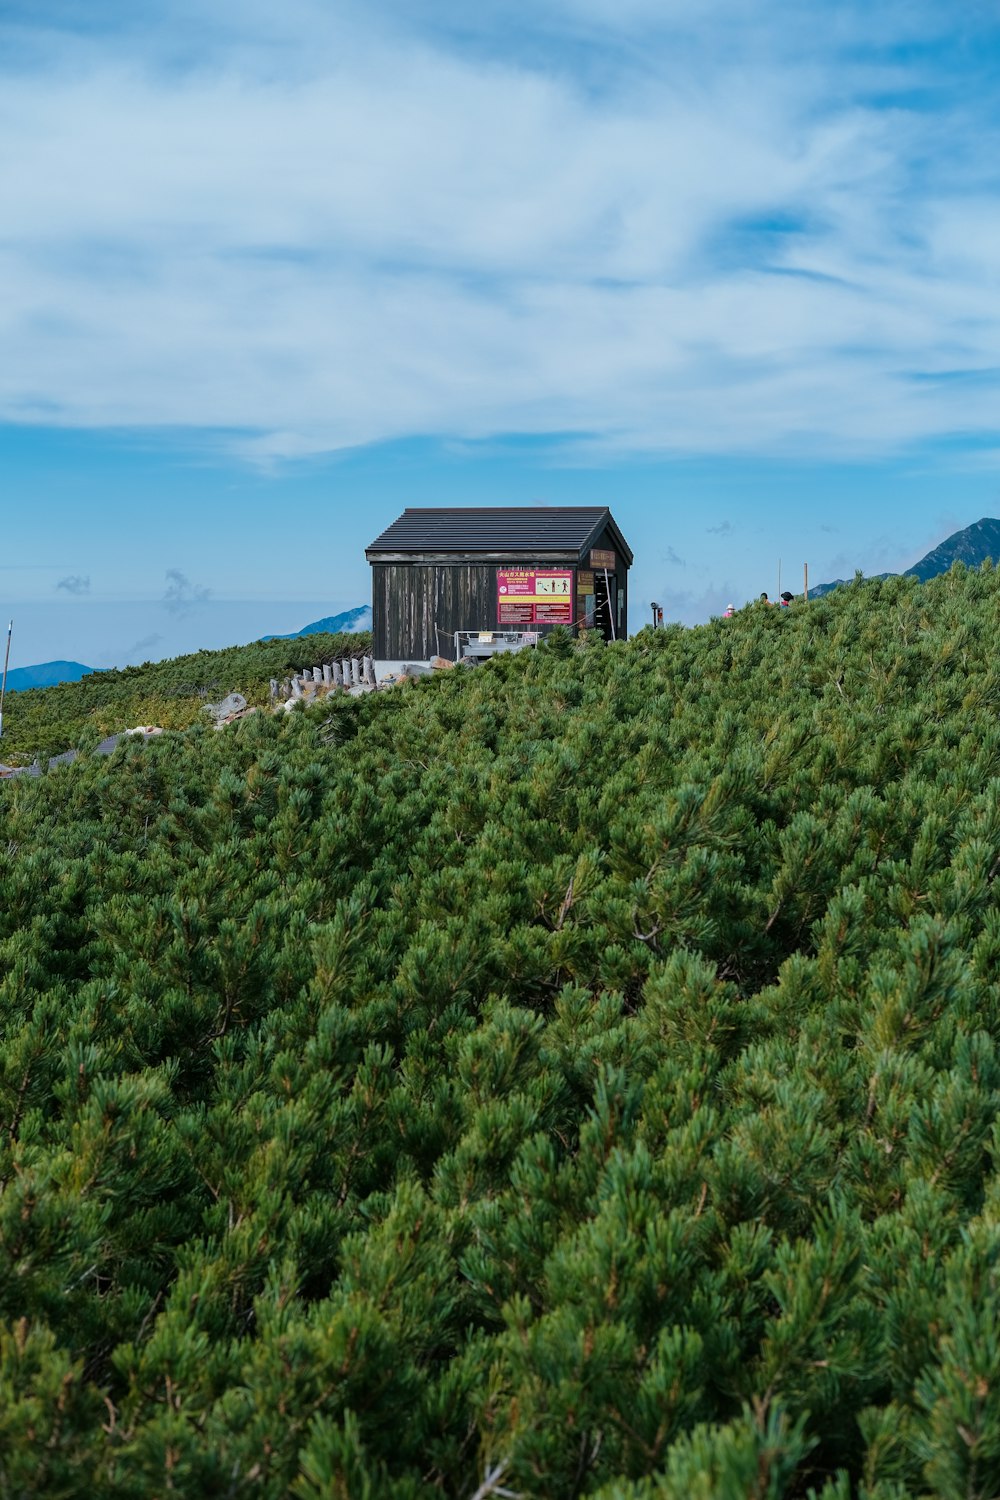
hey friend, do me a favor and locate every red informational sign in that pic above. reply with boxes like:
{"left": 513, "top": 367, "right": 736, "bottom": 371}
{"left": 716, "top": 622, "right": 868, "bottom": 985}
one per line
{"left": 497, "top": 568, "right": 573, "bottom": 625}
{"left": 497, "top": 601, "right": 534, "bottom": 624}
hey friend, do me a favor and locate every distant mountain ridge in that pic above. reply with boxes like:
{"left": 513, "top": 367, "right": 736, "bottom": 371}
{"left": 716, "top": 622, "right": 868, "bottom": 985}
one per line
{"left": 811, "top": 518, "right": 1000, "bottom": 598}
{"left": 4, "top": 661, "right": 96, "bottom": 693}
{"left": 264, "top": 605, "right": 371, "bottom": 640}
{"left": 906, "top": 518, "right": 1000, "bottom": 580}
{"left": 3, "top": 609, "right": 372, "bottom": 694}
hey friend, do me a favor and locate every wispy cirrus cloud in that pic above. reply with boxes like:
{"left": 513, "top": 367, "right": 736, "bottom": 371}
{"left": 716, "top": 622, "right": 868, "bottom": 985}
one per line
{"left": 3, "top": 1, "right": 1000, "bottom": 464}
{"left": 662, "top": 579, "right": 742, "bottom": 627}
{"left": 123, "top": 632, "right": 163, "bottom": 661}
{"left": 98, "top": 631, "right": 164, "bottom": 667}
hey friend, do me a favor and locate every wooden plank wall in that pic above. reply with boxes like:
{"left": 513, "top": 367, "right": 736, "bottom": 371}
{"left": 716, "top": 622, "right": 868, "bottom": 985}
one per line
{"left": 372, "top": 542, "right": 630, "bottom": 658}
{"left": 372, "top": 564, "right": 497, "bottom": 659}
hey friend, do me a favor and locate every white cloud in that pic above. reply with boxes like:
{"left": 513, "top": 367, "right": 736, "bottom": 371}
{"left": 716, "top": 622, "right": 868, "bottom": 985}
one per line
{"left": 3, "top": 1, "right": 1000, "bottom": 462}
{"left": 163, "top": 569, "right": 211, "bottom": 614}
{"left": 659, "top": 578, "right": 741, "bottom": 627}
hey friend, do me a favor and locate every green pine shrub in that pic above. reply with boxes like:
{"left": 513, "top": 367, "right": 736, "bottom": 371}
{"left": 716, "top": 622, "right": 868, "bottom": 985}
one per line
{"left": 4, "top": 570, "right": 1000, "bottom": 1493}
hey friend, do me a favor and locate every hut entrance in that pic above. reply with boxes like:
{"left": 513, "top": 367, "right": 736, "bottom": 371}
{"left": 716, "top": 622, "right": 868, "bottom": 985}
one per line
{"left": 594, "top": 571, "right": 616, "bottom": 642}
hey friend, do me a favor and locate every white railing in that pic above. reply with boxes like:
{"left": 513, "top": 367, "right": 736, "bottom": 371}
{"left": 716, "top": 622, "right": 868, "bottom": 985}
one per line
{"left": 453, "top": 630, "right": 539, "bottom": 661}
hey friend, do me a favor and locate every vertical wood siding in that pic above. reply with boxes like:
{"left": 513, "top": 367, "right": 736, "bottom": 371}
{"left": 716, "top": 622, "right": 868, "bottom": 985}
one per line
{"left": 372, "top": 564, "right": 498, "bottom": 659}
{"left": 372, "top": 540, "right": 630, "bottom": 658}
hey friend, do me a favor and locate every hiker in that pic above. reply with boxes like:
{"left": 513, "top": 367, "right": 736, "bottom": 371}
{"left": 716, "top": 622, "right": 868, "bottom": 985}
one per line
{"left": 723, "top": 603, "right": 735, "bottom": 618}
{"left": 760, "top": 592, "right": 773, "bottom": 605}
{"left": 780, "top": 591, "right": 794, "bottom": 608}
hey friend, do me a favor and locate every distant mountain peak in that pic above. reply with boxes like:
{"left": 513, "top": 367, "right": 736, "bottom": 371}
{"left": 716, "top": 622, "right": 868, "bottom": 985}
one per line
{"left": 264, "top": 605, "right": 371, "bottom": 641}
{"left": 811, "top": 518, "right": 1000, "bottom": 598}
{"left": 904, "top": 518, "right": 1000, "bottom": 581}
{"left": 4, "top": 661, "right": 96, "bottom": 694}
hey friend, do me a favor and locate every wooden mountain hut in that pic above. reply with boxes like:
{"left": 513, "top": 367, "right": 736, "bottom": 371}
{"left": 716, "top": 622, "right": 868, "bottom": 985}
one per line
{"left": 366, "top": 506, "right": 633, "bottom": 661}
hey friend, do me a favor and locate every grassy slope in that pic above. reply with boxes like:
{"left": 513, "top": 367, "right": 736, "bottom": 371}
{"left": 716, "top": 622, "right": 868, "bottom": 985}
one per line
{"left": 4, "top": 569, "right": 1000, "bottom": 1493}
{"left": 0, "top": 629, "right": 371, "bottom": 762}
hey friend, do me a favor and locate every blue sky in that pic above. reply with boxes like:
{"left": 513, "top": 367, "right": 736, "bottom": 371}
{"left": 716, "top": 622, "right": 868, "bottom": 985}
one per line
{"left": 4, "top": 0, "right": 1000, "bottom": 667}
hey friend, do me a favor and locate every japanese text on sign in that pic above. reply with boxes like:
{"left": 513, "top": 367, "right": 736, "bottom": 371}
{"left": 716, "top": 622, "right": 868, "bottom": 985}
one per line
{"left": 497, "top": 568, "right": 574, "bottom": 625}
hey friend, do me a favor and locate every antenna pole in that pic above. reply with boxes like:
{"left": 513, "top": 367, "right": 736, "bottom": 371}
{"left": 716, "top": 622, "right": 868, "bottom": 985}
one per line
{"left": 0, "top": 620, "right": 11, "bottom": 740}
{"left": 777, "top": 557, "right": 782, "bottom": 599}
{"left": 804, "top": 562, "right": 809, "bottom": 602}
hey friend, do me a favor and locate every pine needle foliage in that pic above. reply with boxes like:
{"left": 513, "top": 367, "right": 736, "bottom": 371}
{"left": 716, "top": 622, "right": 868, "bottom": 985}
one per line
{"left": 6, "top": 570, "right": 1000, "bottom": 1493}
{"left": 0, "top": 630, "right": 371, "bottom": 762}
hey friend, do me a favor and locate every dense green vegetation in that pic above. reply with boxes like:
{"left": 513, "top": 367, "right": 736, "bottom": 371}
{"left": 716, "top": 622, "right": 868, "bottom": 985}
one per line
{"left": 4, "top": 569, "right": 1000, "bottom": 1496}
{"left": 0, "top": 631, "right": 371, "bottom": 763}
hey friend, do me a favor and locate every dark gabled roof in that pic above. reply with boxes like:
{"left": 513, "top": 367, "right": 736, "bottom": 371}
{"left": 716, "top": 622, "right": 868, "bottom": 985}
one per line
{"left": 366, "top": 507, "right": 632, "bottom": 564}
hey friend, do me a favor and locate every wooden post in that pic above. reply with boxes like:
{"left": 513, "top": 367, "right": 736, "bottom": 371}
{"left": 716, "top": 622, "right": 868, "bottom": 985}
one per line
{"left": 331, "top": 662, "right": 343, "bottom": 688}
{"left": 322, "top": 663, "right": 332, "bottom": 685}
{"left": 804, "top": 563, "right": 809, "bottom": 602}
{"left": 363, "top": 656, "right": 376, "bottom": 687}
{"left": 291, "top": 676, "right": 303, "bottom": 699}
{"left": 269, "top": 678, "right": 279, "bottom": 700}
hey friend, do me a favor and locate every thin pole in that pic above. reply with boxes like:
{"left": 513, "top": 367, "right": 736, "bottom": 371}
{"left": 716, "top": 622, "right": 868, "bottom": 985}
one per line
{"left": 804, "top": 562, "right": 809, "bottom": 602}
{"left": 0, "top": 620, "right": 11, "bottom": 740}
{"left": 604, "top": 569, "right": 616, "bottom": 641}
{"left": 777, "top": 558, "right": 782, "bottom": 599}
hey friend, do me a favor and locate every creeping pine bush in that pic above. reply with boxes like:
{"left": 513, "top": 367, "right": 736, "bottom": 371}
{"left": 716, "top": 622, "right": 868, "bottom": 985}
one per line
{"left": 0, "top": 629, "right": 371, "bottom": 761}
{"left": 6, "top": 569, "right": 1000, "bottom": 1495}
